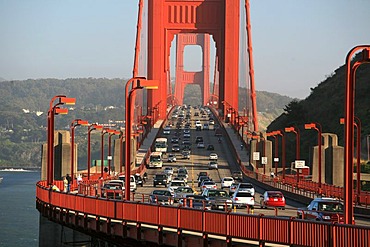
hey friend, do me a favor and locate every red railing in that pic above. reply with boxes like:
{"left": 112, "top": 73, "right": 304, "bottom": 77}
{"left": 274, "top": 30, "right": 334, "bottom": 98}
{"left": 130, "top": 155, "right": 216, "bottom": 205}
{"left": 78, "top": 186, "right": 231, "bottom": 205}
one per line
{"left": 36, "top": 181, "right": 370, "bottom": 247}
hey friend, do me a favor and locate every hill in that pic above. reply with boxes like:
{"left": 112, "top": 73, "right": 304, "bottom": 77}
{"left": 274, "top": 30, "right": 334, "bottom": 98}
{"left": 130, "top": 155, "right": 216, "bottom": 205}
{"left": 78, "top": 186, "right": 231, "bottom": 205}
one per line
{"left": 267, "top": 51, "right": 370, "bottom": 166}
{"left": 0, "top": 78, "right": 292, "bottom": 167}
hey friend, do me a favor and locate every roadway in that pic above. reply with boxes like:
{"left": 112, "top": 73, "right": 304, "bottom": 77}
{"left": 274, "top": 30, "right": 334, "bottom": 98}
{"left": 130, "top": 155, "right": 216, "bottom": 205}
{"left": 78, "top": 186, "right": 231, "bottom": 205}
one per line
{"left": 128, "top": 105, "right": 370, "bottom": 226}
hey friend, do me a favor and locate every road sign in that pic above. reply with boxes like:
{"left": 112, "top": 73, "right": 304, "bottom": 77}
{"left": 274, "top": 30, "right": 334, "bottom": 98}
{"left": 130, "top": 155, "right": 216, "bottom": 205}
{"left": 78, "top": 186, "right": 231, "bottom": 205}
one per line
{"left": 295, "top": 160, "right": 305, "bottom": 169}
{"left": 262, "top": 157, "right": 267, "bottom": 165}
{"left": 107, "top": 155, "right": 112, "bottom": 161}
{"left": 253, "top": 152, "right": 260, "bottom": 161}
{"left": 274, "top": 157, "right": 279, "bottom": 162}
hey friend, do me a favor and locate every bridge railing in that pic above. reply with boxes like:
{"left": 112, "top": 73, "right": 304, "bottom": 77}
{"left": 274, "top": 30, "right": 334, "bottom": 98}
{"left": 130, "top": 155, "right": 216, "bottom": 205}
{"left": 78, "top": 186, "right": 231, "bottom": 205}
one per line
{"left": 36, "top": 180, "right": 370, "bottom": 247}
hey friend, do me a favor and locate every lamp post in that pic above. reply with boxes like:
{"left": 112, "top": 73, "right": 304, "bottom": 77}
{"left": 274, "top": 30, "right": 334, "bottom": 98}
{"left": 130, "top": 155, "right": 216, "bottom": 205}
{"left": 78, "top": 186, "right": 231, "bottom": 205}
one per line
{"left": 266, "top": 132, "right": 278, "bottom": 176}
{"left": 70, "top": 119, "right": 89, "bottom": 184}
{"left": 87, "top": 124, "right": 103, "bottom": 179}
{"left": 305, "top": 122, "right": 322, "bottom": 194}
{"left": 341, "top": 116, "right": 362, "bottom": 204}
{"left": 47, "top": 95, "right": 76, "bottom": 185}
{"left": 101, "top": 128, "right": 115, "bottom": 177}
{"left": 285, "top": 126, "right": 300, "bottom": 184}
{"left": 108, "top": 130, "right": 120, "bottom": 175}
{"left": 344, "top": 46, "right": 370, "bottom": 224}
{"left": 125, "top": 77, "right": 159, "bottom": 200}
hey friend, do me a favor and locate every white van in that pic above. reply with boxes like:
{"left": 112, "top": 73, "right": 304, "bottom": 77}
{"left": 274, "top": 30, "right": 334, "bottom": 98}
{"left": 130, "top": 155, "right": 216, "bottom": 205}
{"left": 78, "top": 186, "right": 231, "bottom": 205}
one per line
{"left": 119, "top": 175, "right": 137, "bottom": 192}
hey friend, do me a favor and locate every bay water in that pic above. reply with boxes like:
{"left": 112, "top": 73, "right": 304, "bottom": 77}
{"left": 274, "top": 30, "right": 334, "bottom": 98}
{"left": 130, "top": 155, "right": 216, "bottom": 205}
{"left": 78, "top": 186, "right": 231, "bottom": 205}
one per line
{"left": 0, "top": 169, "right": 40, "bottom": 247}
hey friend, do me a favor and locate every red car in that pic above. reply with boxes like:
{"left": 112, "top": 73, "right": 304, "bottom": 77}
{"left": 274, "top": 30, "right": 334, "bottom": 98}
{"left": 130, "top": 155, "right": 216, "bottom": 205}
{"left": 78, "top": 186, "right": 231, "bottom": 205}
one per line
{"left": 260, "top": 191, "right": 285, "bottom": 209}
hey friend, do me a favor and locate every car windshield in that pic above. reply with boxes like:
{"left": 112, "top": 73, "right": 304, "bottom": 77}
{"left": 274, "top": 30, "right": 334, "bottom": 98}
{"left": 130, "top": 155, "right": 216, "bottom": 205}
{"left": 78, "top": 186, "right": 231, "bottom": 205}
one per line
{"left": 235, "top": 192, "right": 252, "bottom": 197}
{"left": 318, "top": 202, "right": 343, "bottom": 212}
{"left": 208, "top": 190, "right": 228, "bottom": 197}
{"left": 152, "top": 190, "right": 171, "bottom": 196}
{"left": 171, "top": 182, "right": 185, "bottom": 186}
{"left": 268, "top": 192, "right": 283, "bottom": 198}
{"left": 155, "top": 175, "right": 166, "bottom": 179}
{"left": 176, "top": 187, "right": 193, "bottom": 193}
{"left": 240, "top": 184, "right": 253, "bottom": 188}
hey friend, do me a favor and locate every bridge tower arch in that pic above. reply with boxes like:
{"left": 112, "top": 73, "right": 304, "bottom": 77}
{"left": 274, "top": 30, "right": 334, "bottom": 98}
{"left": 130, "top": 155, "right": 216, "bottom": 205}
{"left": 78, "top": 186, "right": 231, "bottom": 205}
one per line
{"left": 174, "top": 33, "right": 210, "bottom": 106}
{"left": 147, "top": 0, "right": 240, "bottom": 118}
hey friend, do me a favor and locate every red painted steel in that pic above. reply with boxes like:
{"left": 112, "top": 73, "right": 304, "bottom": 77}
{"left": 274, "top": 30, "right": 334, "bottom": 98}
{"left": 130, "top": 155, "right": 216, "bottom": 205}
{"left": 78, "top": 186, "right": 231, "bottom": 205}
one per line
{"left": 204, "top": 210, "right": 227, "bottom": 235}
{"left": 36, "top": 182, "right": 370, "bottom": 246}
{"left": 147, "top": 0, "right": 240, "bottom": 120}
{"left": 178, "top": 208, "right": 203, "bottom": 232}
{"left": 174, "top": 33, "right": 210, "bottom": 106}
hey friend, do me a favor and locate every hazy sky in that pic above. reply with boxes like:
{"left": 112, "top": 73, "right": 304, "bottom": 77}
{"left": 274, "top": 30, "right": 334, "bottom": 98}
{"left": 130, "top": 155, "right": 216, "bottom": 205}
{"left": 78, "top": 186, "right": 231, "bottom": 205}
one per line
{"left": 1, "top": 0, "right": 369, "bottom": 99}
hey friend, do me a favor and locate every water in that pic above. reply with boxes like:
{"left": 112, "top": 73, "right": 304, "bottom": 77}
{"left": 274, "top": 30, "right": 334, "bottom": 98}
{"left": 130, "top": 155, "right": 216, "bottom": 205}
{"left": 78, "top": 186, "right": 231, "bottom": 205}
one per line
{"left": 0, "top": 169, "right": 40, "bottom": 247}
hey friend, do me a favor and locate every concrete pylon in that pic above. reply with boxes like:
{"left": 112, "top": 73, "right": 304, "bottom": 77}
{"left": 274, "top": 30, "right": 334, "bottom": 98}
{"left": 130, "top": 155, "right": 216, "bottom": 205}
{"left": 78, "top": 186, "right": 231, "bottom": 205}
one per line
{"left": 249, "top": 138, "right": 272, "bottom": 175}
{"left": 41, "top": 130, "right": 76, "bottom": 181}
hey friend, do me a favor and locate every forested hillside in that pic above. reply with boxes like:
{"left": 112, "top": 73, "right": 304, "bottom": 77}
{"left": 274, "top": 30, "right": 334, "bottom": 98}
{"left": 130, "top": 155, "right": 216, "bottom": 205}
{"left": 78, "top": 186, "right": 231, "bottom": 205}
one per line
{"left": 0, "top": 78, "right": 292, "bottom": 167}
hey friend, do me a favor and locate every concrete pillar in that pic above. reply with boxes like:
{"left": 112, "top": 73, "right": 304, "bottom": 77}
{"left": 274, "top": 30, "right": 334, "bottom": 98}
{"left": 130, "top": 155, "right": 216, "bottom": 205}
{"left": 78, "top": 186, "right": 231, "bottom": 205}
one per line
{"left": 249, "top": 139, "right": 272, "bottom": 174}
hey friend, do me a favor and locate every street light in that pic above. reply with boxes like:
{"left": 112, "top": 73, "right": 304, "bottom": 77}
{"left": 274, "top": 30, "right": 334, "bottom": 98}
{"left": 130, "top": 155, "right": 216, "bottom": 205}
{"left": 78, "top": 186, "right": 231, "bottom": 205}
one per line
{"left": 70, "top": 119, "right": 89, "bottom": 184}
{"left": 108, "top": 130, "right": 120, "bottom": 175}
{"left": 285, "top": 126, "right": 301, "bottom": 184}
{"left": 340, "top": 116, "right": 362, "bottom": 204}
{"left": 87, "top": 124, "right": 103, "bottom": 179}
{"left": 344, "top": 45, "right": 370, "bottom": 224}
{"left": 305, "top": 122, "right": 322, "bottom": 194}
{"left": 47, "top": 95, "right": 76, "bottom": 185}
{"left": 125, "top": 77, "right": 159, "bottom": 200}
{"left": 101, "top": 128, "right": 115, "bottom": 177}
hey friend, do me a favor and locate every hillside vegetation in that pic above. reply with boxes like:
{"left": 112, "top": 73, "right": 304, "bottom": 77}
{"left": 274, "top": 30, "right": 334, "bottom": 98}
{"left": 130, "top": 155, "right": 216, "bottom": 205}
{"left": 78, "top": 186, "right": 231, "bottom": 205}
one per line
{"left": 267, "top": 51, "right": 370, "bottom": 167}
{"left": 0, "top": 78, "right": 291, "bottom": 167}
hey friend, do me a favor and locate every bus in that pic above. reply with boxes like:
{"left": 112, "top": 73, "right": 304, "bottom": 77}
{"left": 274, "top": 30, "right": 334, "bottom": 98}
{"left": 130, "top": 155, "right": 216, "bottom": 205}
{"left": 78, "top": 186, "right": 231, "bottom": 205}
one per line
{"left": 149, "top": 152, "right": 163, "bottom": 168}
{"left": 154, "top": 137, "right": 168, "bottom": 153}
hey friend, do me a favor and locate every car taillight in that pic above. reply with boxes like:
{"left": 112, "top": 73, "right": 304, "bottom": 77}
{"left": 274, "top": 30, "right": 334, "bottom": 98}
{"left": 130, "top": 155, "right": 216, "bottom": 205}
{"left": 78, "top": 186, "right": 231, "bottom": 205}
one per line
{"left": 202, "top": 186, "right": 206, "bottom": 189}
{"left": 251, "top": 198, "right": 254, "bottom": 201}
{"left": 235, "top": 198, "right": 239, "bottom": 201}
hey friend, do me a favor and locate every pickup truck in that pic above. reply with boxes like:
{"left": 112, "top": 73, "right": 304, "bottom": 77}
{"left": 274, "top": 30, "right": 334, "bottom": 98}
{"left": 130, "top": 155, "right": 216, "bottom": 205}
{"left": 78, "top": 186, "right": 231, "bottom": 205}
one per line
{"left": 297, "top": 198, "right": 345, "bottom": 223}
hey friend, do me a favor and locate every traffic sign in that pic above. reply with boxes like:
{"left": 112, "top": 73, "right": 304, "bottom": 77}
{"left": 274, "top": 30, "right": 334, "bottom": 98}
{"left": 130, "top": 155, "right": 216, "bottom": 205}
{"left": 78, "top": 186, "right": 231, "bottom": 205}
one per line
{"left": 253, "top": 152, "right": 260, "bottom": 161}
{"left": 262, "top": 157, "right": 267, "bottom": 165}
{"left": 295, "top": 160, "right": 305, "bottom": 169}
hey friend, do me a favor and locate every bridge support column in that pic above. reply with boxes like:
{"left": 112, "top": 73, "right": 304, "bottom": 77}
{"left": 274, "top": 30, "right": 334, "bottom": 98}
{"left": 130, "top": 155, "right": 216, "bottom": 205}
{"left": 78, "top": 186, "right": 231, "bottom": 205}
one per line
{"left": 203, "top": 233, "right": 208, "bottom": 247}
{"left": 177, "top": 229, "right": 183, "bottom": 247}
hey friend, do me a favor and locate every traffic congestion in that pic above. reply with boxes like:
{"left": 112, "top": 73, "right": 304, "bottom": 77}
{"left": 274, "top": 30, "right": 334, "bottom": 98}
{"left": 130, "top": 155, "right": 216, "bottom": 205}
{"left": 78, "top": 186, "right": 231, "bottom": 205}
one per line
{"left": 102, "top": 105, "right": 369, "bottom": 225}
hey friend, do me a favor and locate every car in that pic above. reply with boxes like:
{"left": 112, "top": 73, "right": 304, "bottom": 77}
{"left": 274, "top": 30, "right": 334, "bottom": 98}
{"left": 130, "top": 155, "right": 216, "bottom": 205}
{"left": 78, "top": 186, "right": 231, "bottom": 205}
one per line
{"left": 197, "top": 171, "right": 208, "bottom": 179}
{"left": 173, "top": 186, "right": 195, "bottom": 202}
{"left": 208, "top": 161, "right": 218, "bottom": 170}
{"left": 149, "top": 190, "right": 174, "bottom": 205}
{"left": 176, "top": 173, "right": 188, "bottom": 183}
{"left": 164, "top": 167, "right": 174, "bottom": 175}
{"left": 171, "top": 137, "right": 179, "bottom": 143}
{"left": 195, "top": 121, "right": 202, "bottom": 128}
{"left": 206, "top": 144, "right": 214, "bottom": 151}
{"left": 297, "top": 198, "right": 346, "bottom": 223}
{"left": 203, "top": 123, "right": 210, "bottom": 130}
{"left": 101, "top": 181, "right": 124, "bottom": 199}
{"left": 209, "top": 119, "right": 215, "bottom": 125}
{"left": 229, "top": 183, "right": 239, "bottom": 196}
{"left": 181, "top": 150, "right": 191, "bottom": 159}
{"left": 232, "top": 171, "right": 243, "bottom": 181}
{"left": 195, "top": 136, "right": 204, "bottom": 143}
{"left": 202, "top": 188, "right": 232, "bottom": 210}
{"left": 177, "top": 167, "right": 189, "bottom": 176}
{"left": 171, "top": 144, "right": 181, "bottom": 152}
{"left": 153, "top": 174, "right": 169, "bottom": 187}
{"left": 232, "top": 191, "right": 254, "bottom": 208}
{"left": 221, "top": 177, "right": 234, "bottom": 188}
{"left": 134, "top": 174, "right": 144, "bottom": 187}
{"left": 183, "top": 132, "right": 191, "bottom": 138}
{"left": 118, "top": 175, "right": 137, "bottom": 192}
{"left": 260, "top": 191, "right": 286, "bottom": 209}
{"left": 163, "top": 126, "right": 171, "bottom": 135}
{"left": 168, "top": 180, "right": 188, "bottom": 195}
{"left": 197, "top": 142, "right": 205, "bottom": 148}
{"left": 167, "top": 154, "right": 177, "bottom": 163}
{"left": 179, "top": 195, "right": 212, "bottom": 210}
{"left": 197, "top": 175, "right": 211, "bottom": 187}
{"left": 183, "top": 129, "right": 190, "bottom": 134}
{"left": 209, "top": 153, "right": 218, "bottom": 160}
{"left": 236, "top": 183, "right": 255, "bottom": 196}
{"left": 200, "top": 180, "right": 217, "bottom": 191}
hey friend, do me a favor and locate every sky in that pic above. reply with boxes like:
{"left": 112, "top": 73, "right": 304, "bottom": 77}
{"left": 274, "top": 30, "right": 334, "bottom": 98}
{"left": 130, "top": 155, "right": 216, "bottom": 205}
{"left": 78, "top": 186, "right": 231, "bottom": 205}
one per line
{"left": 1, "top": 0, "right": 370, "bottom": 99}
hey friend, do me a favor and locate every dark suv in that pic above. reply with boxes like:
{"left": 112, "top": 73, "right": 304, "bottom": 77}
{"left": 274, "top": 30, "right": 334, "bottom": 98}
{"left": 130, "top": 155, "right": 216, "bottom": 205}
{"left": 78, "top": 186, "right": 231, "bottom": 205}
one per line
{"left": 232, "top": 171, "right": 243, "bottom": 181}
{"left": 297, "top": 198, "right": 345, "bottom": 223}
{"left": 153, "top": 174, "right": 168, "bottom": 187}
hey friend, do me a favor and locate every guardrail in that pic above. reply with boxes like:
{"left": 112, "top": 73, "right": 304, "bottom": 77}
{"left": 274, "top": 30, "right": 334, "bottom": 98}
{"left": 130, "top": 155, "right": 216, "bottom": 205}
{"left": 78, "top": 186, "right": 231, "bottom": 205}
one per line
{"left": 36, "top": 180, "right": 370, "bottom": 247}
